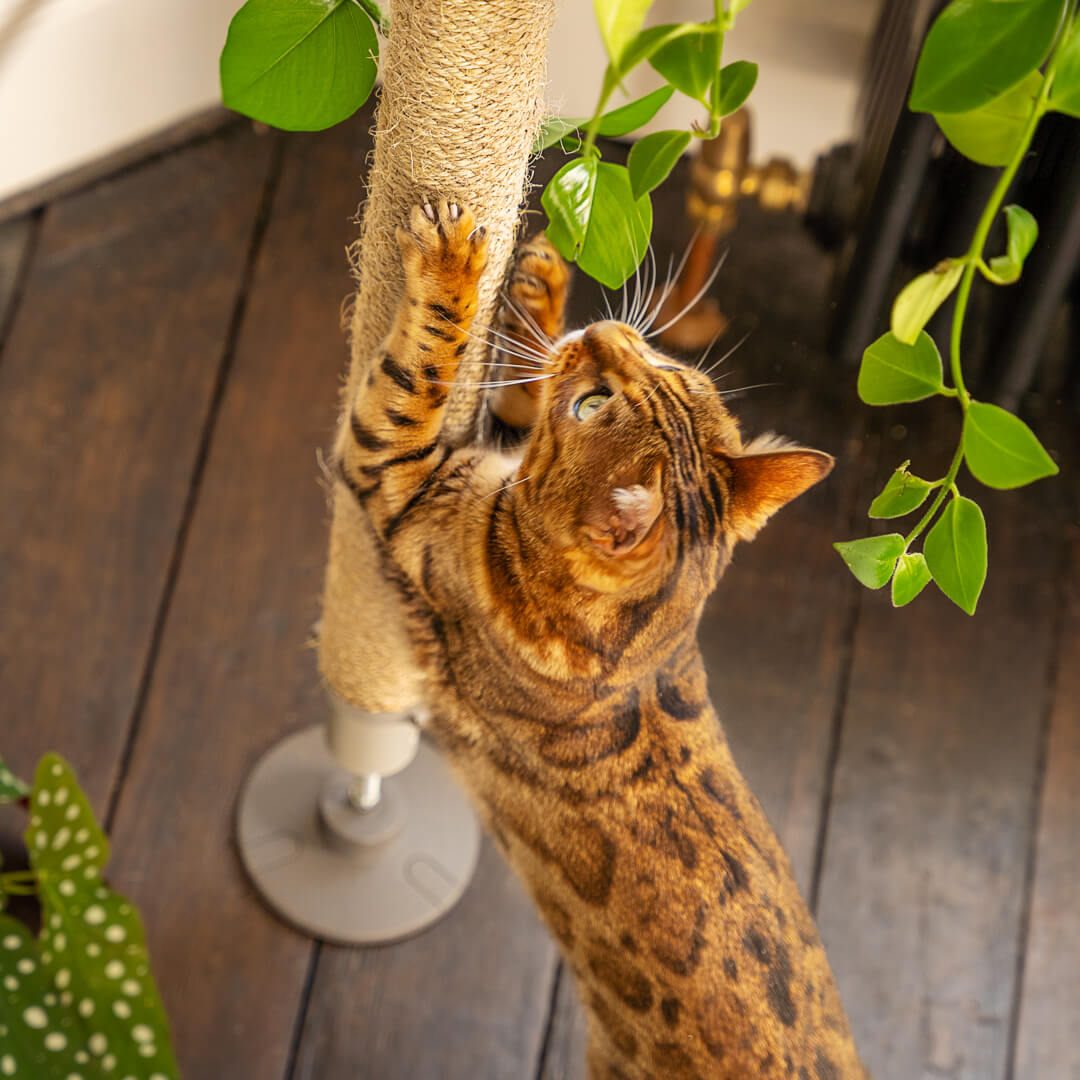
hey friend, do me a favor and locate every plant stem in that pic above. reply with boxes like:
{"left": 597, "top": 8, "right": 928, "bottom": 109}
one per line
{"left": 905, "top": 442, "right": 963, "bottom": 548}
{"left": 902, "top": 13, "right": 1074, "bottom": 552}
{"left": 580, "top": 69, "right": 619, "bottom": 161}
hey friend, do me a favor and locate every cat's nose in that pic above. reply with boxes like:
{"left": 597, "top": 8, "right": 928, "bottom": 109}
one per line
{"left": 582, "top": 320, "right": 640, "bottom": 357}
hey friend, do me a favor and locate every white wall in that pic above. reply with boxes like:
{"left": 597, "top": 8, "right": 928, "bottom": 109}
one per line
{"left": 547, "top": 0, "right": 878, "bottom": 169}
{"left": 0, "top": 0, "right": 878, "bottom": 206}
{"left": 0, "top": 0, "right": 237, "bottom": 203}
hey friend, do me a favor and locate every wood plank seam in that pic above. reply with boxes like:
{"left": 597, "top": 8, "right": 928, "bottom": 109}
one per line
{"left": 284, "top": 945, "right": 324, "bottom": 1080}
{"left": 1003, "top": 530, "right": 1073, "bottom": 1080}
{"left": 102, "top": 133, "right": 288, "bottom": 832}
{"left": 0, "top": 210, "right": 44, "bottom": 365}
{"left": 532, "top": 959, "right": 566, "bottom": 1080}
{"left": 809, "top": 413, "right": 882, "bottom": 915}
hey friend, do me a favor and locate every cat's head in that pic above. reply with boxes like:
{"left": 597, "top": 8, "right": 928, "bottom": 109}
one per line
{"left": 515, "top": 320, "right": 832, "bottom": 593}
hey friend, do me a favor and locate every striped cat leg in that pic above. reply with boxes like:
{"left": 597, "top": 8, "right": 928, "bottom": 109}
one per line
{"left": 340, "top": 200, "right": 488, "bottom": 532}
{"left": 488, "top": 233, "right": 569, "bottom": 430}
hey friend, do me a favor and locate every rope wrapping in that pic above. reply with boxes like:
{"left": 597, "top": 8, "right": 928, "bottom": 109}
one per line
{"left": 319, "top": 0, "right": 556, "bottom": 712}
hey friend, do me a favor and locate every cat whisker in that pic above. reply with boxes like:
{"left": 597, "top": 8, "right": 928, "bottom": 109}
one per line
{"left": 483, "top": 472, "right": 533, "bottom": 500}
{"left": 638, "top": 225, "right": 702, "bottom": 335}
{"left": 502, "top": 292, "right": 554, "bottom": 352}
{"left": 645, "top": 238, "right": 725, "bottom": 340}
{"left": 699, "top": 328, "right": 752, "bottom": 380}
{"left": 687, "top": 380, "right": 780, "bottom": 397}
{"left": 441, "top": 373, "right": 559, "bottom": 390}
{"left": 439, "top": 313, "right": 551, "bottom": 365}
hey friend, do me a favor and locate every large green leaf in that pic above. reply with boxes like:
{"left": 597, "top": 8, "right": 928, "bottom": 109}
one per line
{"left": 712, "top": 60, "right": 758, "bottom": 117}
{"left": 892, "top": 552, "right": 933, "bottom": 607}
{"left": 924, "top": 495, "right": 987, "bottom": 615}
{"left": 834, "top": 534, "right": 906, "bottom": 589}
{"left": 543, "top": 161, "right": 652, "bottom": 288}
{"left": 628, "top": 129, "right": 691, "bottom": 199}
{"left": 0, "top": 754, "right": 180, "bottom": 1078}
{"left": 963, "top": 401, "right": 1059, "bottom": 488}
{"left": 869, "top": 462, "right": 936, "bottom": 518}
{"left": 1049, "top": 20, "right": 1080, "bottom": 116}
{"left": 0, "top": 756, "right": 29, "bottom": 803}
{"left": 934, "top": 71, "right": 1042, "bottom": 165}
{"left": 910, "top": 0, "right": 1067, "bottom": 114}
{"left": 891, "top": 261, "right": 964, "bottom": 344}
{"left": 220, "top": 0, "right": 378, "bottom": 131}
{"left": 594, "top": 0, "right": 655, "bottom": 66}
{"left": 987, "top": 204, "right": 1039, "bottom": 283}
{"left": 649, "top": 25, "right": 723, "bottom": 105}
{"left": 858, "top": 331, "right": 944, "bottom": 405}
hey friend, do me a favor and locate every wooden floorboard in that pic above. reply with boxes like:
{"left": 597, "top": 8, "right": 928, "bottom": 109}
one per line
{"left": 0, "top": 214, "right": 34, "bottom": 337}
{"left": 1012, "top": 461, "right": 1080, "bottom": 1080}
{"left": 295, "top": 843, "right": 557, "bottom": 1080}
{"left": 815, "top": 393, "right": 1070, "bottom": 1080}
{"left": 2, "top": 116, "right": 1078, "bottom": 1080}
{"left": 0, "top": 125, "right": 272, "bottom": 822}
{"left": 100, "top": 116, "right": 355, "bottom": 1077}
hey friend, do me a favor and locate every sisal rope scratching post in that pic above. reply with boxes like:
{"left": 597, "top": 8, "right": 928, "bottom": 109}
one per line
{"left": 320, "top": 0, "right": 556, "bottom": 713}
{"left": 237, "top": 0, "right": 557, "bottom": 944}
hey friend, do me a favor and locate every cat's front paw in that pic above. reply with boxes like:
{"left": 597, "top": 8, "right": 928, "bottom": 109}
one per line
{"left": 398, "top": 200, "right": 488, "bottom": 285}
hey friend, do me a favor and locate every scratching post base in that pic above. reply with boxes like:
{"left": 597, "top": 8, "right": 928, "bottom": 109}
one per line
{"left": 236, "top": 721, "right": 480, "bottom": 945}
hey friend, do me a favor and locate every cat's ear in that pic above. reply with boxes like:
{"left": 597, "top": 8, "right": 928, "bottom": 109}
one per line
{"left": 722, "top": 442, "right": 833, "bottom": 543}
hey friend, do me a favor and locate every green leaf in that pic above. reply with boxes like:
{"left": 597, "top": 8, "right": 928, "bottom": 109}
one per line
{"left": 595, "top": 85, "right": 675, "bottom": 136}
{"left": 987, "top": 204, "right": 1039, "bottom": 283}
{"left": 534, "top": 87, "right": 674, "bottom": 153}
{"left": 534, "top": 116, "right": 585, "bottom": 153}
{"left": 892, "top": 552, "right": 933, "bottom": 607}
{"left": 628, "top": 129, "right": 691, "bottom": 199}
{"left": 1049, "top": 20, "right": 1080, "bottom": 116}
{"left": 649, "top": 25, "right": 723, "bottom": 105}
{"left": 712, "top": 60, "right": 758, "bottom": 116}
{"left": 594, "top": 0, "right": 654, "bottom": 66}
{"left": 3, "top": 754, "right": 181, "bottom": 1077}
{"left": 891, "top": 261, "right": 964, "bottom": 344}
{"left": 543, "top": 158, "right": 599, "bottom": 257}
{"left": 220, "top": 0, "right": 378, "bottom": 131}
{"left": 963, "top": 401, "right": 1059, "bottom": 489}
{"left": 614, "top": 22, "right": 702, "bottom": 78}
{"left": 924, "top": 495, "right": 987, "bottom": 615}
{"left": 834, "top": 534, "right": 906, "bottom": 589}
{"left": 858, "top": 331, "right": 945, "bottom": 405}
{"left": 730, "top": 0, "right": 756, "bottom": 15}
{"left": 934, "top": 71, "right": 1042, "bottom": 166}
{"left": 869, "top": 462, "right": 936, "bottom": 518}
{"left": 0, "top": 755, "right": 29, "bottom": 803}
{"left": 910, "top": 0, "right": 1067, "bottom": 114}
{"left": 543, "top": 161, "right": 652, "bottom": 289}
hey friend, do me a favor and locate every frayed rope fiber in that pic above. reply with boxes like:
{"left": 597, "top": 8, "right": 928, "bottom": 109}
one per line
{"left": 319, "top": 0, "right": 556, "bottom": 712}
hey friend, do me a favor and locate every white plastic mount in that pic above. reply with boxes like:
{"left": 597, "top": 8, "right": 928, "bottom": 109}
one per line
{"left": 236, "top": 692, "right": 480, "bottom": 945}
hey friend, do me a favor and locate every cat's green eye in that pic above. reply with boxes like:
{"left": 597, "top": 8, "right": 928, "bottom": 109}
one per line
{"left": 573, "top": 390, "right": 611, "bottom": 421}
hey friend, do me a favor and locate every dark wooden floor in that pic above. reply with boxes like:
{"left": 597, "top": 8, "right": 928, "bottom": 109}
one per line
{"left": 1, "top": 107, "right": 1077, "bottom": 1080}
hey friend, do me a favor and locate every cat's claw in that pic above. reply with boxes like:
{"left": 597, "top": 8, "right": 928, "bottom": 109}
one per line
{"left": 399, "top": 199, "right": 488, "bottom": 280}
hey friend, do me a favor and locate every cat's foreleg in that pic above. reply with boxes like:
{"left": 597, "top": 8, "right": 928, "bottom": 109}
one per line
{"left": 339, "top": 200, "right": 488, "bottom": 532}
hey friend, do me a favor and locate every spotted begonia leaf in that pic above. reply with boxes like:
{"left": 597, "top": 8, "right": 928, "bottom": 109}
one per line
{"left": 0, "top": 759, "right": 29, "bottom": 805}
{"left": 0, "top": 754, "right": 179, "bottom": 1078}
{"left": 1, "top": 917, "right": 87, "bottom": 1078}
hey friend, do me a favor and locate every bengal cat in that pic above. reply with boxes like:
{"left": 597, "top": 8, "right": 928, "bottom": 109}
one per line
{"left": 335, "top": 200, "right": 867, "bottom": 1079}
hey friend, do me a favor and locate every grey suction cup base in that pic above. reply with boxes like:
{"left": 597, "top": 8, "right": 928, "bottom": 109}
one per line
{"left": 236, "top": 724, "right": 480, "bottom": 945}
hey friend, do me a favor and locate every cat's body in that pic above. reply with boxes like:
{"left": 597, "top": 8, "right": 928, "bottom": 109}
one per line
{"left": 334, "top": 201, "right": 867, "bottom": 1079}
